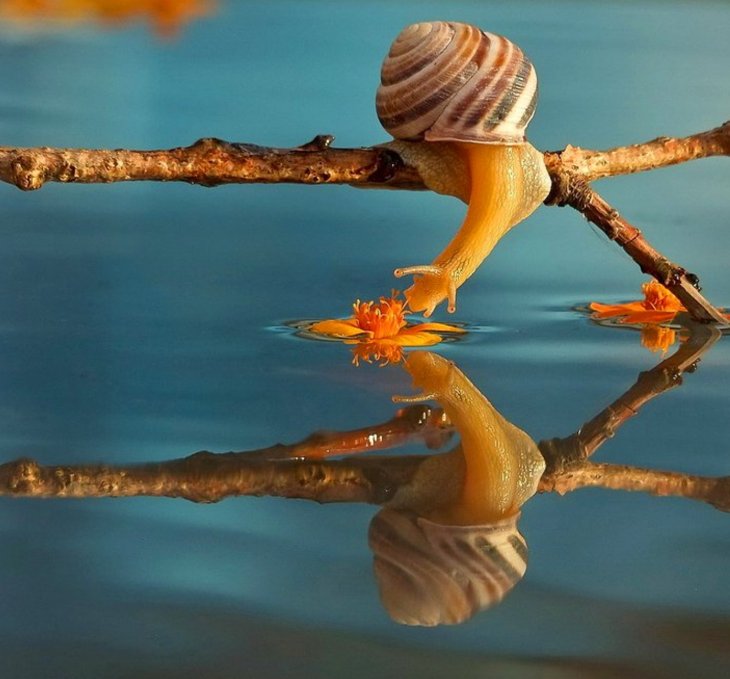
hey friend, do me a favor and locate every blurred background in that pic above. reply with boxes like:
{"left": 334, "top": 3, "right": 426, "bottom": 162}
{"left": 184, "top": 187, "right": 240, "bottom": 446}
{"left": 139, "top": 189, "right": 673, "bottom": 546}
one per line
{"left": 0, "top": 1, "right": 729, "bottom": 677}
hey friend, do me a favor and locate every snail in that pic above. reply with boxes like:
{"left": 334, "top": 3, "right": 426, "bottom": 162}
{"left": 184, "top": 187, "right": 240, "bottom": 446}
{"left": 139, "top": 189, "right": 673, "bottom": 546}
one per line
{"left": 377, "top": 22, "right": 551, "bottom": 316}
{"left": 368, "top": 351, "right": 545, "bottom": 625}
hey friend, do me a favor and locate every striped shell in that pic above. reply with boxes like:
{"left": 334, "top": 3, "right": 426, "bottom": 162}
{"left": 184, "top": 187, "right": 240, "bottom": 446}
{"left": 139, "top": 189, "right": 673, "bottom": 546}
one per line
{"left": 369, "top": 509, "right": 528, "bottom": 626}
{"left": 376, "top": 21, "right": 538, "bottom": 145}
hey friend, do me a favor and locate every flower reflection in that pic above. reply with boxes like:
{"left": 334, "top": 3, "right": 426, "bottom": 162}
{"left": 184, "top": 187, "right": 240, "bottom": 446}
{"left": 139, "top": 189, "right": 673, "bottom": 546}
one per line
{"left": 640, "top": 324, "right": 677, "bottom": 355}
{"left": 0, "top": 0, "right": 215, "bottom": 38}
{"left": 307, "top": 293, "right": 465, "bottom": 365}
{"left": 368, "top": 351, "right": 545, "bottom": 626}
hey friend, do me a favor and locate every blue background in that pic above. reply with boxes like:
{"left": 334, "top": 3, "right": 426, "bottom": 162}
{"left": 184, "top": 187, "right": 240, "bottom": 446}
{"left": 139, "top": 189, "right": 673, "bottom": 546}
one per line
{"left": 0, "top": 2, "right": 729, "bottom": 677}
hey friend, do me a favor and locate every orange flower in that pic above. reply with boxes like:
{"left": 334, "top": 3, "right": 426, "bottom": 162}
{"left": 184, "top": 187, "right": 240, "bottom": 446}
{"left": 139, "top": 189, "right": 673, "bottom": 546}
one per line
{"left": 0, "top": 0, "right": 214, "bottom": 39}
{"left": 308, "top": 292, "right": 466, "bottom": 365}
{"left": 590, "top": 280, "right": 730, "bottom": 356}
{"left": 590, "top": 280, "right": 686, "bottom": 324}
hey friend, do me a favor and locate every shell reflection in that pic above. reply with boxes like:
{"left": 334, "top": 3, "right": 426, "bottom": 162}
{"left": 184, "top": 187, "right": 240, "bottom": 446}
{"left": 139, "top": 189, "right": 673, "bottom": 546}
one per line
{"left": 369, "top": 351, "right": 544, "bottom": 626}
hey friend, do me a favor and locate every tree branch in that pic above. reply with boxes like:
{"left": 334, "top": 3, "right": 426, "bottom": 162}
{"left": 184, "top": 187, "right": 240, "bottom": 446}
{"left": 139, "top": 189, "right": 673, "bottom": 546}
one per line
{"left": 549, "top": 120, "right": 730, "bottom": 182}
{"left": 1, "top": 123, "right": 728, "bottom": 324}
{"left": 0, "top": 135, "right": 423, "bottom": 191}
{"left": 3, "top": 123, "right": 726, "bottom": 191}
{"left": 542, "top": 159, "right": 728, "bottom": 323}
{"left": 1, "top": 431, "right": 727, "bottom": 511}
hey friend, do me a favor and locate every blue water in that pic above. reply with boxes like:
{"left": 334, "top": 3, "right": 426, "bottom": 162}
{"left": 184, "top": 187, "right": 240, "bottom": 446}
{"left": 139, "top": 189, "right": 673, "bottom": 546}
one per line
{"left": 1, "top": 1, "right": 729, "bottom": 677}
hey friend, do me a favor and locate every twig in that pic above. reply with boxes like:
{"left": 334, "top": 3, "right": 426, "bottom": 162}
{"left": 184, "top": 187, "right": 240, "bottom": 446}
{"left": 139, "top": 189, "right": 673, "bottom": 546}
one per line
{"left": 550, "top": 120, "right": 730, "bottom": 182}
{"left": 246, "top": 405, "right": 452, "bottom": 461}
{"left": 0, "top": 136, "right": 423, "bottom": 191}
{"left": 543, "top": 165, "right": 727, "bottom": 324}
{"left": 3, "top": 123, "right": 727, "bottom": 190}
{"left": 1, "top": 124, "right": 728, "bottom": 323}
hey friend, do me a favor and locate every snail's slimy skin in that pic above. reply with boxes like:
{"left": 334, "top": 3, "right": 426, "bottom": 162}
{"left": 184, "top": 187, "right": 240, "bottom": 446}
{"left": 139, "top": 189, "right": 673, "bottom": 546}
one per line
{"left": 387, "top": 140, "right": 550, "bottom": 317}
{"left": 393, "top": 351, "right": 545, "bottom": 525}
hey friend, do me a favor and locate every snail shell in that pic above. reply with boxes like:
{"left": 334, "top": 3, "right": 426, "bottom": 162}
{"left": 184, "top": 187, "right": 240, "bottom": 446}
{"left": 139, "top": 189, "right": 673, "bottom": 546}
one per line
{"left": 376, "top": 21, "right": 538, "bottom": 145}
{"left": 369, "top": 508, "right": 527, "bottom": 626}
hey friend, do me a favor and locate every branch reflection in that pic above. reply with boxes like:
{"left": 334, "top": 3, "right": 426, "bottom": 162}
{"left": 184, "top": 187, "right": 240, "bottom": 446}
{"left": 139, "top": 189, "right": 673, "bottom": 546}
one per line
{"left": 0, "top": 323, "right": 727, "bottom": 626}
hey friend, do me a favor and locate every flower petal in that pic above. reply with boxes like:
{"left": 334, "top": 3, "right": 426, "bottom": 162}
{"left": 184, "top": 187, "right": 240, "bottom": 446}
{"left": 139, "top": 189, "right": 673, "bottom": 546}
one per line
{"left": 406, "top": 322, "right": 466, "bottom": 334}
{"left": 589, "top": 301, "right": 647, "bottom": 318}
{"left": 308, "top": 319, "right": 369, "bottom": 338}
{"left": 393, "top": 331, "right": 444, "bottom": 347}
{"left": 618, "top": 311, "right": 675, "bottom": 324}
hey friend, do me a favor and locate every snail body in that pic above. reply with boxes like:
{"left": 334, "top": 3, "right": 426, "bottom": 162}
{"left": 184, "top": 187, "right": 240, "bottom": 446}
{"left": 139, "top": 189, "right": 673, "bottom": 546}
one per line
{"left": 377, "top": 22, "right": 551, "bottom": 316}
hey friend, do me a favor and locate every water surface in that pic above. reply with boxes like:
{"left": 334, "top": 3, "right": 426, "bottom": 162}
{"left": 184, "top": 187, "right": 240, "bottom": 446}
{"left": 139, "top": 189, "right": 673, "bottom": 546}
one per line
{"left": 0, "top": 1, "right": 729, "bottom": 678}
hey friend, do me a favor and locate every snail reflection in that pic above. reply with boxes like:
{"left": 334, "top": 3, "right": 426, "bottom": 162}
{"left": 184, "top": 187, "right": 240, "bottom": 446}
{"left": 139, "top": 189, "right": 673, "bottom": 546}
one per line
{"left": 1, "top": 325, "right": 728, "bottom": 626}
{"left": 369, "top": 352, "right": 544, "bottom": 625}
